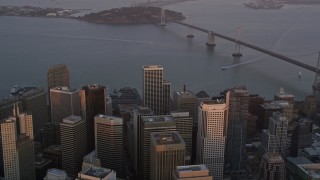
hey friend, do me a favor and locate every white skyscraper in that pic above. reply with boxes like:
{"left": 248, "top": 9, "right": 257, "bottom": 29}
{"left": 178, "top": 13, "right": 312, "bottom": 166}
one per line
{"left": 143, "top": 65, "right": 171, "bottom": 115}
{"left": 197, "top": 99, "right": 228, "bottom": 180}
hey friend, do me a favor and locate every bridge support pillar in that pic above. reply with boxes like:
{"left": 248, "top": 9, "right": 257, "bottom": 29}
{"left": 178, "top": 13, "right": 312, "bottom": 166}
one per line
{"left": 206, "top": 31, "right": 216, "bottom": 46}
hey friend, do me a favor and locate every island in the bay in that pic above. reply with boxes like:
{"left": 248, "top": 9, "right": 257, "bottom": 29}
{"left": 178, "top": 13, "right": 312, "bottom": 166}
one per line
{"left": 78, "top": 7, "right": 185, "bottom": 24}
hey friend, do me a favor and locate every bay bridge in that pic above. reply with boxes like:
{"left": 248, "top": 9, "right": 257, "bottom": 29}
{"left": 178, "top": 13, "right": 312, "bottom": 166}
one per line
{"left": 158, "top": 9, "right": 320, "bottom": 89}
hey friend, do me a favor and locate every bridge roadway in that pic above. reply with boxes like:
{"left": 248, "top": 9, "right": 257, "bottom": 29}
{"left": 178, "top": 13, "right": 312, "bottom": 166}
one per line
{"left": 175, "top": 21, "right": 317, "bottom": 73}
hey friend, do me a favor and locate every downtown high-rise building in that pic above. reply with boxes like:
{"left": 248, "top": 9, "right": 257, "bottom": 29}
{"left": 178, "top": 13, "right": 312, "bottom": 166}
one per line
{"left": 259, "top": 152, "right": 286, "bottom": 180}
{"left": 60, "top": 115, "right": 86, "bottom": 178}
{"left": 225, "top": 86, "right": 249, "bottom": 172}
{"left": 47, "top": 64, "right": 70, "bottom": 91}
{"left": 150, "top": 131, "right": 185, "bottom": 180}
{"left": 94, "top": 115, "right": 126, "bottom": 179}
{"left": 139, "top": 115, "right": 177, "bottom": 180}
{"left": 80, "top": 84, "right": 107, "bottom": 153}
{"left": 170, "top": 111, "right": 193, "bottom": 164}
{"left": 260, "top": 112, "right": 288, "bottom": 158}
{"left": 130, "top": 106, "right": 154, "bottom": 174}
{"left": 0, "top": 114, "right": 35, "bottom": 180}
{"left": 197, "top": 99, "right": 228, "bottom": 180}
{"left": 142, "top": 65, "right": 171, "bottom": 115}
{"left": 173, "top": 86, "right": 197, "bottom": 117}
{"left": 290, "top": 118, "right": 313, "bottom": 157}
{"left": 50, "top": 86, "right": 80, "bottom": 124}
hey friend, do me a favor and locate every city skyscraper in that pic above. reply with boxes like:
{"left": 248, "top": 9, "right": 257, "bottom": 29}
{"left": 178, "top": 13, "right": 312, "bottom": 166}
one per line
{"left": 259, "top": 152, "right": 286, "bottom": 180}
{"left": 1, "top": 115, "right": 35, "bottom": 180}
{"left": 170, "top": 111, "right": 193, "bottom": 164}
{"left": 225, "top": 86, "right": 249, "bottom": 172}
{"left": 47, "top": 64, "right": 70, "bottom": 91}
{"left": 260, "top": 112, "right": 288, "bottom": 158}
{"left": 60, "top": 115, "right": 86, "bottom": 178}
{"left": 197, "top": 99, "right": 228, "bottom": 180}
{"left": 130, "top": 106, "right": 154, "bottom": 174}
{"left": 94, "top": 115, "right": 126, "bottom": 179}
{"left": 80, "top": 84, "right": 107, "bottom": 152}
{"left": 50, "top": 87, "right": 80, "bottom": 124}
{"left": 139, "top": 115, "right": 177, "bottom": 180}
{"left": 150, "top": 131, "right": 185, "bottom": 180}
{"left": 290, "top": 118, "right": 313, "bottom": 157}
{"left": 142, "top": 65, "right": 171, "bottom": 115}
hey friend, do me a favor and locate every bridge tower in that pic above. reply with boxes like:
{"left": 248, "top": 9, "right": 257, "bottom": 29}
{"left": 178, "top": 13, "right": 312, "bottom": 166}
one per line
{"left": 206, "top": 31, "right": 216, "bottom": 46}
{"left": 131, "top": 0, "right": 136, "bottom": 7}
{"left": 186, "top": 19, "right": 194, "bottom": 38}
{"left": 313, "top": 52, "right": 320, "bottom": 90}
{"left": 160, "top": 8, "right": 166, "bottom": 26}
{"left": 232, "top": 27, "right": 242, "bottom": 57}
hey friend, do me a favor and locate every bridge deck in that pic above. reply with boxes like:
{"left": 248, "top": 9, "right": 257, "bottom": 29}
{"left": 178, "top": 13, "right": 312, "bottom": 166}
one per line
{"left": 175, "top": 21, "right": 317, "bottom": 73}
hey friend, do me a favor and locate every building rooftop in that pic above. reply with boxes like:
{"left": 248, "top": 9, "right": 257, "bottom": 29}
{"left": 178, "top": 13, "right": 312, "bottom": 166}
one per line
{"left": 50, "top": 86, "right": 77, "bottom": 92}
{"left": 81, "top": 166, "right": 113, "bottom": 178}
{"left": 95, "top": 114, "right": 123, "bottom": 125}
{"left": 201, "top": 99, "right": 226, "bottom": 105}
{"left": 143, "top": 115, "right": 174, "bottom": 122}
{"left": 176, "top": 164, "right": 209, "bottom": 173}
{"left": 261, "top": 101, "right": 289, "bottom": 110}
{"left": 196, "top": 90, "right": 210, "bottom": 99}
{"left": 133, "top": 106, "right": 154, "bottom": 115}
{"left": 143, "top": 65, "right": 163, "bottom": 69}
{"left": 263, "top": 152, "right": 284, "bottom": 163}
{"left": 1, "top": 86, "right": 44, "bottom": 101}
{"left": 62, "top": 115, "right": 82, "bottom": 125}
{"left": 46, "top": 168, "right": 68, "bottom": 177}
{"left": 82, "top": 84, "right": 106, "bottom": 91}
{"left": 44, "top": 145, "right": 62, "bottom": 153}
{"left": 170, "top": 111, "right": 190, "bottom": 118}
{"left": 151, "top": 131, "right": 183, "bottom": 145}
{"left": 174, "top": 164, "right": 211, "bottom": 178}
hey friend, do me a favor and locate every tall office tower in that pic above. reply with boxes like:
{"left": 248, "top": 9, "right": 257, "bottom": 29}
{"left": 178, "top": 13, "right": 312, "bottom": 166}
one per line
{"left": 304, "top": 95, "right": 316, "bottom": 117}
{"left": 290, "top": 118, "right": 313, "bottom": 157}
{"left": 258, "top": 102, "right": 283, "bottom": 130}
{"left": 50, "top": 87, "right": 80, "bottom": 124}
{"left": 150, "top": 132, "right": 185, "bottom": 180}
{"left": 171, "top": 111, "right": 193, "bottom": 164}
{"left": 40, "top": 122, "right": 61, "bottom": 149}
{"left": 173, "top": 86, "right": 197, "bottom": 117}
{"left": 131, "top": 106, "right": 154, "bottom": 174}
{"left": 94, "top": 115, "right": 125, "bottom": 179}
{"left": 60, "top": 115, "right": 86, "bottom": 178}
{"left": 18, "top": 113, "right": 34, "bottom": 139}
{"left": 260, "top": 112, "right": 288, "bottom": 158}
{"left": 248, "top": 94, "right": 264, "bottom": 116}
{"left": 1, "top": 116, "right": 36, "bottom": 180}
{"left": 142, "top": 65, "right": 171, "bottom": 115}
{"left": 140, "top": 115, "right": 176, "bottom": 180}
{"left": 0, "top": 86, "right": 48, "bottom": 137}
{"left": 172, "top": 164, "right": 213, "bottom": 180}
{"left": 0, "top": 99, "right": 22, "bottom": 120}
{"left": 197, "top": 100, "right": 228, "bottom": 180}
{"left": 80, "top": 84, "right": 107, "bottom": 152}
{"left": 43, "top": 145, "right": 63, "bottom": 169}
{"left": 173, "top": 87, "right": 197, "bottom": 162}
{"left": 47, "top": 64, "right": 70, "bottom": 91}
{"left": 163, "top": 80, "right": 171, "bottom": 113}
{"left": 76, "top": 166, "right": 116, "bottom": 180}
{"left": 225, "top": 87, "right": 248, "bottom": 172}
{"left": 110, "top": 87, "right": 143, "bottom": 114}
{"left": 259, "top": 152, "right": 285, "bottom": 180}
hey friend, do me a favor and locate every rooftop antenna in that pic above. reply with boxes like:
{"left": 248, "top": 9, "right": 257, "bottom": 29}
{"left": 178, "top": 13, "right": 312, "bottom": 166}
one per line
{"left": 183, "top": 85, "right": 186, "bottom": 93}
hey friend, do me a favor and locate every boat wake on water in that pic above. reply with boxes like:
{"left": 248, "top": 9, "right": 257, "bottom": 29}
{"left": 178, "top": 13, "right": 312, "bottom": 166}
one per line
{"left": 0, "top": 31, "right": 154, "bottom": 44}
